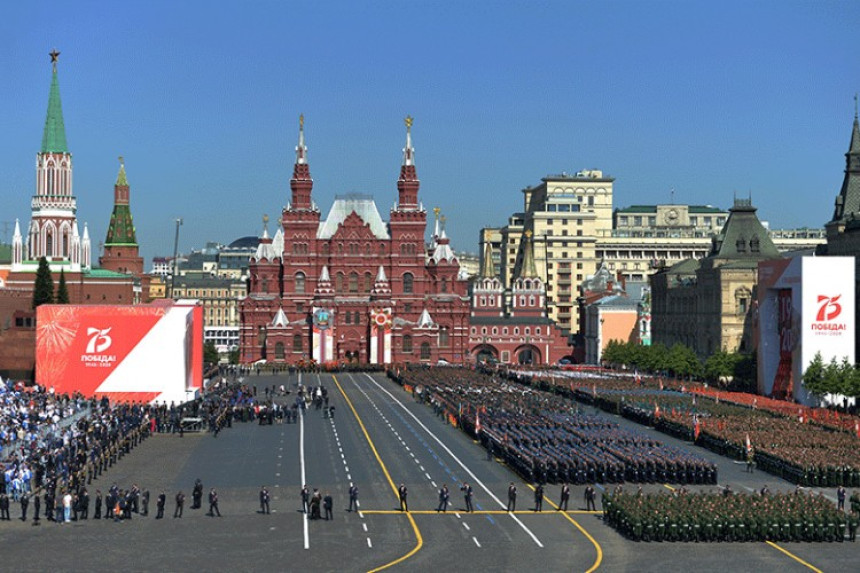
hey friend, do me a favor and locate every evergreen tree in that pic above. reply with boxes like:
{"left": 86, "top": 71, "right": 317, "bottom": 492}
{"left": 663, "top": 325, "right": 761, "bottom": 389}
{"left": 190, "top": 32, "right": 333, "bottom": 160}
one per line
{"left": 55, "top": 269, "right": 70, "bottom": 304}
{"left": 204, "top": 341, "right": 220, "bottom": 365}
{"left": 32, "top": 256, "right": 54, "bottom": 309}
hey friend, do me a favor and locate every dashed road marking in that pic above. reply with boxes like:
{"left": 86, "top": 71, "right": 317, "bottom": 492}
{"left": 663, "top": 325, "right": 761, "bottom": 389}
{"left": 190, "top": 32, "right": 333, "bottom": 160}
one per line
{"left": 473, "top": 537, "right": 481, "bottom": 547}
{"left": 463, "top": 522, "right": 470, "bottom": 531}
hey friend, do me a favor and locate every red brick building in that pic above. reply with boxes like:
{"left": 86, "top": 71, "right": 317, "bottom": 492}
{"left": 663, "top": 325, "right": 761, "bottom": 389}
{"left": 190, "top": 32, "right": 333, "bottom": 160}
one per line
{"left": 240, "top": 117, "right": 471, "bottom": 364}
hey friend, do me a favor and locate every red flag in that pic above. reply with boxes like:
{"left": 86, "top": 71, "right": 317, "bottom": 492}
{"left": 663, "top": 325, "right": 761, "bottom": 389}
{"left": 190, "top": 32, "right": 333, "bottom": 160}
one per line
{"left": 694, "top": 416, "right": 701, "bottom": 440}
{"left": 475, "top": 409, "right": 482, "bottom": 436}
{"left": 654, "top": 403, "right": 661, "bottom": 419}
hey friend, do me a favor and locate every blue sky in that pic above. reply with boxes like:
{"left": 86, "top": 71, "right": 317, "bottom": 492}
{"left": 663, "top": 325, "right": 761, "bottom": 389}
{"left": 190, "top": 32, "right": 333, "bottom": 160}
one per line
{"left": 1, "top": 1, "right": 859, "bottom": 265}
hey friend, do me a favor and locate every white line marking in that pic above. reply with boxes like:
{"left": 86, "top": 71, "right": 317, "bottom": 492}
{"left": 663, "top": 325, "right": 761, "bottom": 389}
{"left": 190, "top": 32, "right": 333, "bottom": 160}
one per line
{"left": 300, "top": 374, "right": 309, "bottom": 550}
{"left": 358, "top": 511, "right": 364, "bottom": 518}
{"left": 345, "top": 466, "right": 349, "bottom": 472}
{"left": 463, "top": 522, "right": 470, "bottom": 530}
{"left": 367, "top": 537, "right": 373, "bottom": 548}
{"left": 425, "top": 473, "right": 432, "bottom": 480}
{"left": 405, "top": 446, "right": 410, "bottom": 451}
{"left": 431, "top": 481, "right": 437, "bottom": 488}
{"left": 455, "top": 513, "right": 461, "bottom": 519}
{"left": 363, "top": 373, "right": 545, "bottom": 548}
{"left": 473, "top": 537, "right": 481, "bottom": 547}
{"left": 347, "top": 474, "right": 352, "bottom": 480}
{"left": 362, "top": 523, "right": 368, "bottom": 532}
{"left": 420, "top": 466, "right": 425, "bottom": 471}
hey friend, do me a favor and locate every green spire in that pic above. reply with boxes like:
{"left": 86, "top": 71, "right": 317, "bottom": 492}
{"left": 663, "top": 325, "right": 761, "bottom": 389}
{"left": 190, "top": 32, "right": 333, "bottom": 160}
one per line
{"left": 41, "top": 51, "right": 69, "bottom": 154}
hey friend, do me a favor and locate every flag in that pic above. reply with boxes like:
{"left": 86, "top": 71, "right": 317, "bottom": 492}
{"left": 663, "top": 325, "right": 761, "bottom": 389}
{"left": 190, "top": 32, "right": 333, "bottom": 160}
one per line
{"left": 475, "top": 409, "right": 482, "bottom": 436}
{"left": 694, "top": 416, "right": 701, "bottom": 440}
{"left": 752, "top": 398, "right": 757, "bottom": 410}
{"left": 654, "top": 403, "right": 661, "bottom": 419}
{"left": 745, "top": 433, "right": 752, "bottom": 456}
{"left": 692, "top": 394, "right": 696, "bottom": 406}
{"left": 855, "top": 421, "right": 859, "bottom": 438}
{"left": 592, "top": 383, "right": 597, "bottom": 397}
{"left": 659, "top": 378, "right": 664, "bottom": 391}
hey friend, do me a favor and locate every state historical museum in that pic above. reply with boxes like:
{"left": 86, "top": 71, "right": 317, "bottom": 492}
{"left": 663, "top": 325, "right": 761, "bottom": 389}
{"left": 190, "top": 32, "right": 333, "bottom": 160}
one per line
{"left": 240, "top": 117, "right": 472, "bottom": 365}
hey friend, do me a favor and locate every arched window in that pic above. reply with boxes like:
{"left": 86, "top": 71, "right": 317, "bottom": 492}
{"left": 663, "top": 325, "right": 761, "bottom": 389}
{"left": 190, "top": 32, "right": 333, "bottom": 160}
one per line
{"left": 275, "top": 342, "right": 285, "bottom": 360}
{"left": 480, "top": 297, "right": 486, "bottom": 306}
{"left": 441, "top": 278, "right": 448, "bottom": 293}
{"left": 293, "top": 334, "right": 303, "bottom": 352}
{"left": 402, "top": 335, "right": 413, "bottom": 353}
{"left": 439, "top": 328, "right": 449, "bottom": 347}
{"left": 321, "top": 243, "right": 330, "bottom": 255}
{"left": 420, "top": 342, "right": 431, "bottom": 360}
{"left": 379, "top": 244, "right": 386, "bottom": 254}
{"left": 295, "top": 272, "right": 306, "bottom": 294}
{"left": 62, "top": 230, "right": 69, "bottom": 257}
{"left": 261, "top": 277, "right": 269, "bottom": 293}
{"left": 46, "top": 229, "right": 54, "bottom": 257}
{"left": 492, "top": 327, "right": 498, "bottom": 335}
{"left": 336, "top": 273, "right": 344, "bottom": 293}
{"left": 403, "top": 273, "right": 414, "bottom": 294}
{"left": 364, "top": 272, "right": 373, "bottom": 292}
{"left": 345, "top": 312, "right": 352, "bottom": 325}
{"left": 365, "top": 243, "right": 371, "bottom": 255}
{"left": 349, "top": 272, "right": 358, "bottom": 293}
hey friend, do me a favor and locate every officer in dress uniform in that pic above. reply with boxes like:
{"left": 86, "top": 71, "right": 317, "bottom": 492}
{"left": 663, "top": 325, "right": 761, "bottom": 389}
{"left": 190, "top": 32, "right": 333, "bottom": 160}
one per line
{"left": 558, "top": 484, "right": 570, "bottom": 511}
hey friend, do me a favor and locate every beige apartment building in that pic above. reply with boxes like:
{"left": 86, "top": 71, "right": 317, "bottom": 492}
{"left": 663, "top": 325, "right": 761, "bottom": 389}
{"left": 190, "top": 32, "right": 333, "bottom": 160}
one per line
{"left": 172, "top": 275, "right": 247, "bottom": 352}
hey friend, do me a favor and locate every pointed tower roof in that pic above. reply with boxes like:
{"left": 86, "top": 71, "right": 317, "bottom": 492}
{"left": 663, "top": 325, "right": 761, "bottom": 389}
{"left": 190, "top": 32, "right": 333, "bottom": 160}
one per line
{"left": 396, "top": 115, "right": 420, "bottom": 210}
{"left": 296, "top": 113, "right": 308, "bottom": 165}
{"left": 829, "top": 102, "right": 860, "bottom": 226}
{"left": 13, "top": 219, "right": 21, "bottom": 239}
{"left": 41, "top": 50, "right": 69, "bottom": 154}
{"left": 519, "top": 230, "right": 538, "bottom": 278}
{"left": 290, "top": 114, "right": 314, "bottom": 210}
{"left": 709, "top": 198, "right": 779, "bottom": 260}
{"left": 372, "top": 265, "right": 392, "bottom": 296}
{"left": 480, "top": 241, "right": 496, "bottom": 278}
{"left": 315, "top": 265, "right": 335, "bottom": 297}
{"left": 104, "top": 158, "right": 138, "bottom": 246}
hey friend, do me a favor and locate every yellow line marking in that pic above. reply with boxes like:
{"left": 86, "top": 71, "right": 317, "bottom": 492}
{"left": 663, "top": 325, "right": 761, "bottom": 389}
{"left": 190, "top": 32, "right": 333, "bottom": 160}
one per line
{"left": 765, "top": 541, "right": 823, "bottom": 573}
{"left": 663, "top": 484, "right": 676, "bottom": 492}
{"left": 526, "top": 484, "right": 603, "bottom": 573}
{"left": 360, "top": 510, "right": 602, "bottom": 515}
{"left": 333, "top": 375, "right": 423, "bottom": 573}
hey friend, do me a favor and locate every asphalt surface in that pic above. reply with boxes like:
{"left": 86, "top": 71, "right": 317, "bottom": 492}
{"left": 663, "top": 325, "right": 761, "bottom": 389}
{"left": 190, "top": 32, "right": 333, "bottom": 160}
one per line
{"left": 0, "top": 371, "right": 856, "bottom": 572}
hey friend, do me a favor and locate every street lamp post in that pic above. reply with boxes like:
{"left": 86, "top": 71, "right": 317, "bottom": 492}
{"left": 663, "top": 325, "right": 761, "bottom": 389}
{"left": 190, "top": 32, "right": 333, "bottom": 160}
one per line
{"left": 170, "top": 218, "right": 183, "bottom": 299}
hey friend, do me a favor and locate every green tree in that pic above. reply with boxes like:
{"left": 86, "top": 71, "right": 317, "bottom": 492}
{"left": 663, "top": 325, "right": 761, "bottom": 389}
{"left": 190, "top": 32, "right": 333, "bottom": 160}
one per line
{"left": 204, "top": 341, "right": 220, "bottom": 365}
{"left": 704, "top": 351, "right": 735, "bottom": 383}
{"left": 32, "top": 256, "right": 54, "bottom": 309}
{"left": 667, "top": 343, "right": 701, "bottom": 378}
{"left": 55, "top": 269, "right": 70, "bottom": 304}
{"left": 802, "top": 352, "right": 826, "bottom": 397}
{"left": 228, "top": 347, "right": 240, "bottom": 365}
{"left": 601, "top": 339, "right": 626, "bottom": 366}
{"left": 822, "top": 357, "right": 843, "bottom": 397}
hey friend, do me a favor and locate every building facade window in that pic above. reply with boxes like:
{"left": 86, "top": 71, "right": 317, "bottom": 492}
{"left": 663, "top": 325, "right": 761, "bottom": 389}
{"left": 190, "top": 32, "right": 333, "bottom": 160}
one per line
{"left": 275, "top": 342, "right": 285, "bottom": 360}
{"left": 420, "top": 342, "right": 431, "bottom": 360}
{"left": 295, "top": 272, "right": 306, "bottom": 294}
{"left": 293, "top": 334, "right": 303, "bottom": 352}
{"left": 402, "top": 335, "right": 413, "bottom": 353}
{"left": 403, "top": 273, "right": 414, "bottom": 294}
